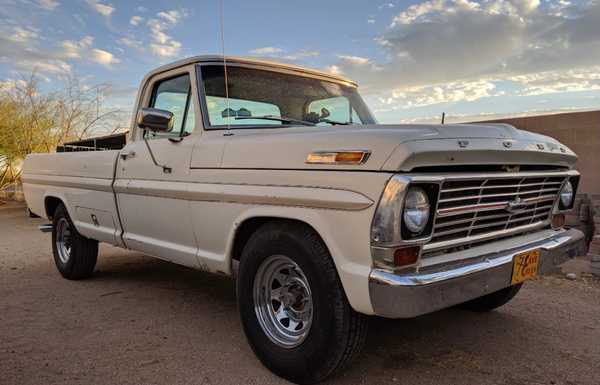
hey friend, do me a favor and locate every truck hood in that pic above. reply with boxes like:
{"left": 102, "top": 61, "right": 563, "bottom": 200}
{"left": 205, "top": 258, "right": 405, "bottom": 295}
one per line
{"left": 221, "top": 123, "right": 577, "bottom": 171}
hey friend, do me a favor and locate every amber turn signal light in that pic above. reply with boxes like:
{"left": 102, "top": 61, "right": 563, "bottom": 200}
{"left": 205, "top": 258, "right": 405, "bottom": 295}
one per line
{"left": 551, "top": 213, "right": 565, "bottom": 228}
{"left": 306, "top": 150, "right": 370, "bottom": 165}
{"left": 393, "top": 246, "right": 420, "bottom": 267}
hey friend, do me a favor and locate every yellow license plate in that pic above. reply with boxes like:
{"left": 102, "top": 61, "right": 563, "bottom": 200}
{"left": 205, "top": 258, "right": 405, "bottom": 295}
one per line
{"left": 511, "top": 250, "right": 540, "bottom": 285}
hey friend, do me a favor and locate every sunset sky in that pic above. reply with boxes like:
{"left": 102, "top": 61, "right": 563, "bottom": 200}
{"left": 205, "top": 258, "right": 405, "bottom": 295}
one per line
{"left": 1, "top": 0, "right": 599, "bottom": 125}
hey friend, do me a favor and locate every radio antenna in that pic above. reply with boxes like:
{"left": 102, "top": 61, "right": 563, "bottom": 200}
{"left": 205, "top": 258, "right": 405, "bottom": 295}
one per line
{"left": 219, "top": 0, "right": 231, "bottom": 131}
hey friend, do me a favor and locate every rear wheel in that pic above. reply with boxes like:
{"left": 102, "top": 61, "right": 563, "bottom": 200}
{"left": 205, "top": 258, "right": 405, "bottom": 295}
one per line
{"left": 237, "top": 222, "right": 368, "bottom": 384}
{"left": 51, "top": 204, "right": 98, "bottom": 280}
{"left": 460, "top": 283, "right": 523, "bottom": 312}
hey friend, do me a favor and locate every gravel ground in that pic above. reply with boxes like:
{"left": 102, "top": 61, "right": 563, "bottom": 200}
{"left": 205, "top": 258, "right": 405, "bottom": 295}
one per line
{"left": 1, "top": 201, "right": 599, "bottom": 385}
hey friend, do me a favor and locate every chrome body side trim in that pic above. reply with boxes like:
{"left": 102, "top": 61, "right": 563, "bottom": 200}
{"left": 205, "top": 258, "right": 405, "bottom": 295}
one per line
{"left": 22, "top": 174, "right": 113, "bottom": 193}
{"left": 114, "top": 179, "right": 374, "bottom": 211}
{"left": 368, "top": 228, "right": 584, "bottom": 318}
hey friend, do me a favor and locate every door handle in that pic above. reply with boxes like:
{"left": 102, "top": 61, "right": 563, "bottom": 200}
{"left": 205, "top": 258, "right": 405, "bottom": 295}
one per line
{"left": 120, "top": 151, "right": 136, "bottom": 160}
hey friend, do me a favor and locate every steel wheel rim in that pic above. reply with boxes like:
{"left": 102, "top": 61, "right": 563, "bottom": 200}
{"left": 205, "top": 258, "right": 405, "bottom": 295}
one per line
{"left": 253, "top": 255, "right": 313, "bottom": 348}
{"left": 55, "top": 217, "right": 72, "bottom": 264}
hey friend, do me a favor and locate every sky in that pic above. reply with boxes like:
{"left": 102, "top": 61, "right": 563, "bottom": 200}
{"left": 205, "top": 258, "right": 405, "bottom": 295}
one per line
{"left": 1, "top": 0, "right": 600, "bottom": 127}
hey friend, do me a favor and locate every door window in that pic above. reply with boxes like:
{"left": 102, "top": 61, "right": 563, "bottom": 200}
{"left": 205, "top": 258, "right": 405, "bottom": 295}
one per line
{"left": 148, "top": 74, "right": 195, "bottom": 138}
{"left": 205, "top": 95, "right": 281, "bottom": 126}
{"left": 307, "top": 96, "right": 363, "bottom": 125}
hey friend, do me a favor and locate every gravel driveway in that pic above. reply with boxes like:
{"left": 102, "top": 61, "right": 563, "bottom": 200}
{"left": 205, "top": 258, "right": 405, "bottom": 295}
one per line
{"left": 1, "top": 201, "right": 599, "bottom": 385}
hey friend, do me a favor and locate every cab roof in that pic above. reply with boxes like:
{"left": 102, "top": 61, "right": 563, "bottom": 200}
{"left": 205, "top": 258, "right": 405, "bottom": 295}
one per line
{"left": 142, "top": 55, "right": 358, "bottom": 87}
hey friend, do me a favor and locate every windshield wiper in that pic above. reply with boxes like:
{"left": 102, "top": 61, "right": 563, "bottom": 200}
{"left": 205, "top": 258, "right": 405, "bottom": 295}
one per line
{"left": 319, "top": 119, "right": 351, "bottom": 125}
{"left": 235, "top": 115, "right": 315, "bottom": 126}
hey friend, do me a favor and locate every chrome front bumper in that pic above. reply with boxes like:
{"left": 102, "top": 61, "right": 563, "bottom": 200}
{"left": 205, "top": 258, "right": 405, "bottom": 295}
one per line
{"left": 368, "top": 228, "right": 585, "bottom": 318}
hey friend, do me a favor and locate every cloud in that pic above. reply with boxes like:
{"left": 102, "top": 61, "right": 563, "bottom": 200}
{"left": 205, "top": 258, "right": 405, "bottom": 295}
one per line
{"left": 282, "top": 50, "right": 319, "bottom": 61}
{"left": 0, "top": 25, "right": 116, "bottom": 76}
{"left": 146, "top": 10, "right": 187, "bottom": 59}
{"left": 511, "top": 67, "right": 600, "bottom": 96}
{"left": 7, "top": 26, "right": 39, "bottom": 43}
{"left": 0, "top": 24, "right": 71, "bottom": 77}
{"left": 248, "top": 47, "right": 319, "bottom": 62}
{"left": 378, "top": 3, "right": 395, "bottom": 9}
{"left": 22, "top": 60, "right": 72, "bottom": 75}
{"left": 36, "top": 0, "right": 60, "bottom": 10}
{"left": 157, "top": 10, "right": 185, "bottom": 25}
{"left": 250, "top": 47, "right": 284, "bottom": 55}
{"left": 117, "top": 37, "right": 144, "bottom": 52}
{"left": 87, "top": 0, "right": 114, "bottom": 17}
{"left": 129, "top": 15, "right": 143, "bottom": 26}
{"left": 333, "top": 0, "right": 600, "bottom": 109}
{"left": 384, "top": 80, "right": 499, "bottom": 109}
{"left": 90, "top": 48, "right": 120, "bottom": 67}
{"left": 0, "top": 79, "right": 27, "bottom": 91}
{"left": 59, "top": 36, "right": 118, "bottom": 68}
{"left": 61, "top": 36, "right": 93, "bottom": 59}
{"left": 337, "top": 55, "right": 373, "bottom": 66}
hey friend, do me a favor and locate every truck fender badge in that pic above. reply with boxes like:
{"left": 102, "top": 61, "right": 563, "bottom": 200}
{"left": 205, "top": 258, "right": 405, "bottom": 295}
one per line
{"left": 506, "top": 197, "right": 527, "bottom": 214}
{"left": 457, "top": 140, "right": 469, "bottom": 148}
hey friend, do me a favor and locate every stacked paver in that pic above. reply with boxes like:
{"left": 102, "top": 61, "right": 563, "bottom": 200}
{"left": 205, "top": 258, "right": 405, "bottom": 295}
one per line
{"left": 565, "top": 194, "right": 595, "bottom": 251}
{"left": 587, "top": 194, "right": 600, "bottom": 277}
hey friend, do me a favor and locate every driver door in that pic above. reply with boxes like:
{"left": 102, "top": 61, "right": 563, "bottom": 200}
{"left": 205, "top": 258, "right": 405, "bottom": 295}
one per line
{"left": 115, "top": 69, "right": 200, "bottom": 268}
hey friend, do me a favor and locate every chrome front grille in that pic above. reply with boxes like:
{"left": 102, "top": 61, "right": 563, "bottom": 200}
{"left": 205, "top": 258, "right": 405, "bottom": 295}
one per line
{"left": 423, "top": 174, "right": 568, "bottom": 255}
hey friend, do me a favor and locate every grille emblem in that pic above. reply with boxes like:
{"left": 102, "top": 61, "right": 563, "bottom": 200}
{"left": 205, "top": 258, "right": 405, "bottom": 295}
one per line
{"left": 503, "top": 141, "right": 513, "bottom": 148}
{"left": 458, "top": 140, "right": 469, "bottom": 148}
{"left": 506, "top": 197, "right": 528, "bottom": 214}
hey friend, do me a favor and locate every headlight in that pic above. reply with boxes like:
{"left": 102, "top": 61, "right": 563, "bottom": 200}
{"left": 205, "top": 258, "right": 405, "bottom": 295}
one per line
{"left": 559, "top": 180, "right": 574, "bottom": 208}
{"left": 371, "top": 176, "right": 438, "bottom": 246}
{"left": 403, "top": 187, "right": 430, "bottom": 234}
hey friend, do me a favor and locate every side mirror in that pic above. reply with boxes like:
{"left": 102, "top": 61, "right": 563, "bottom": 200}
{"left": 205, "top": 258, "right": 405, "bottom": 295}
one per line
{"left": 137, "top": 107, "right": 174, "bottom": 132}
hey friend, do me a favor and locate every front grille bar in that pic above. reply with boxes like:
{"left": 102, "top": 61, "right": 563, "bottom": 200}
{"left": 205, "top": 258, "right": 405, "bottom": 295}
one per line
{"left": 440, "top": 181, "right": 563, "bottom": 193}
{"left": 423, "top": 220, "right": 549, "bottom": 253}
{"left": 438, "top": 188, "right": 561, "bottom": 204}
{"left": 437, "top": 195, "right": 556, "bottom": 217}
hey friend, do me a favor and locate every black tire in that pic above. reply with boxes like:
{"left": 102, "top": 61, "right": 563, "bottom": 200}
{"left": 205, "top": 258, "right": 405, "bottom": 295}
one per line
{"left": 51, "top": 203, "right": 98, "bottom": 280}
{"left": 460, "top": 283, "right": 523, "bottom": 312}
{"left": 236, "top": 221, "right": 368, "bottom": 384}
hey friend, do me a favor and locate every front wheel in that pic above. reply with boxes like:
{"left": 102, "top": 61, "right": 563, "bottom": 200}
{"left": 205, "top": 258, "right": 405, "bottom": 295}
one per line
{"left": 237, "top": 222, "right": 368, "bottom": 384}
{"left": 51, "top": 204, "right": 98, "bottom": 280}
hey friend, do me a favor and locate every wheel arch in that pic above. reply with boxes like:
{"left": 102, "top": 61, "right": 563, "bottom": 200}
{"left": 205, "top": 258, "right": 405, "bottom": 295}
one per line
{"left": 230, "top": 216, "right": 327, "bottom": 263}
{"left": 44, "top": 195, "right": 65, "bottom": 220}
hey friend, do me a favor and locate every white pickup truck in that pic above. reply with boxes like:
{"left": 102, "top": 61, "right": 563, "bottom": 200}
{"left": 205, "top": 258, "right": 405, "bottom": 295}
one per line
{"left": 23, "top": 56, "right": 584, "bottom": 384}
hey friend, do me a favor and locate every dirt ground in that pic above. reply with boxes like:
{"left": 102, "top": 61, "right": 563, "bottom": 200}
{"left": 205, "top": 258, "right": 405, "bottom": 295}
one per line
{"left": 1, "top": 201, "right": 599, "bottom": 385}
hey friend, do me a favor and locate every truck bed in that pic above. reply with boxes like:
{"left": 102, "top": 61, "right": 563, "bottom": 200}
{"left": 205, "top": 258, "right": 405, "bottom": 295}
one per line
{"left": 22, "top": 150, "right": 123, "bottom": 247}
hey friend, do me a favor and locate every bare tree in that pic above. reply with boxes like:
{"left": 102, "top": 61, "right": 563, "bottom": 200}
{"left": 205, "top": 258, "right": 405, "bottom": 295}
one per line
{"left": 0, "top": 73, "right": 125, "bottom": 190}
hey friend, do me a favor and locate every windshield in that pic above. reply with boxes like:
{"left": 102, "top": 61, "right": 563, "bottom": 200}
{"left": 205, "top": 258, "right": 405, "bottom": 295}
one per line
{"left": 199, "top": 64, "right": 376, "bottom": 128}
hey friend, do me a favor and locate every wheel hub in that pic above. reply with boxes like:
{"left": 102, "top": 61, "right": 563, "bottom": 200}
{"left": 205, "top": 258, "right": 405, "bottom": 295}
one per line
{"left": 253, "top": 255, "right": 313, "bottom": 348}
{"left": 55, "top": 217, "right": 72, "bottom": 264}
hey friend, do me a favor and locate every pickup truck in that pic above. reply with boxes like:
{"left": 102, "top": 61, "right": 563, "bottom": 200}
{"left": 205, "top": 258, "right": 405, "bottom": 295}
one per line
{"left": 23, "top": 55, "right": 585, "bottom": 384}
